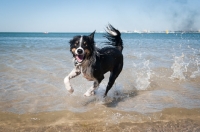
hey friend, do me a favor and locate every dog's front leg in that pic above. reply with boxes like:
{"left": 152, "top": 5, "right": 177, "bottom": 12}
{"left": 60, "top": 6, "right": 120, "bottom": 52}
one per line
{"left": 84, "top": 80, "right": 99, "bottom": 96}
{"left": 64, "top": 66, "right": 81, "bottom": 93}
{"left": 84, "top": 75, "right": 104, "bottom": 97}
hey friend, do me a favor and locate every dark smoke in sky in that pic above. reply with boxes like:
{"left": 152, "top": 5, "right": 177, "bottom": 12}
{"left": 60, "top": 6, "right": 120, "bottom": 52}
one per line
{"left": 169, "top": 1, "right": 200, "bottom": 31}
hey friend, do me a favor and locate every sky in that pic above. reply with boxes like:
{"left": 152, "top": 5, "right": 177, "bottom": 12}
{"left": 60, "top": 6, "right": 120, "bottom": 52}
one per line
{"left": 0, "top": 0, "right": 200, "bottom": 32}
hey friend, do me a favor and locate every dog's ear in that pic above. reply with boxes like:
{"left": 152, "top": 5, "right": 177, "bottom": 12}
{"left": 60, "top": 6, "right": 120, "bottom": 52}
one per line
{"left": 89, "top": 30, "right": 95, "bottom": 40}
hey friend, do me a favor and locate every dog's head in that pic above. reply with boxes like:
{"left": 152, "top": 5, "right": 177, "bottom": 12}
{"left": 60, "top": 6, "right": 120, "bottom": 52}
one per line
{"left": 69, "top": 31, "right": 95, "bottom": 63}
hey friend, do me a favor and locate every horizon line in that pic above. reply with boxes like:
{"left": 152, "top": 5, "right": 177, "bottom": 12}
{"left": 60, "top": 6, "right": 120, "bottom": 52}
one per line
{"left": 0, "top": 30, "right": 200, "bottom": 34}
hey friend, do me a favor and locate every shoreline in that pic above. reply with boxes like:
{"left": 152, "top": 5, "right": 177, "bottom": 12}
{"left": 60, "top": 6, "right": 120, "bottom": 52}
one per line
{"left": 1, "top": 107, "right": 200, "bottom": 131}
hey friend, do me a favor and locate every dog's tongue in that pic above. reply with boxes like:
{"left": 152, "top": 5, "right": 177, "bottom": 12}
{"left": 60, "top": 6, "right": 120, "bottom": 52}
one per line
{"left": 76, "top": 55, "right": 84, "bottom": 62}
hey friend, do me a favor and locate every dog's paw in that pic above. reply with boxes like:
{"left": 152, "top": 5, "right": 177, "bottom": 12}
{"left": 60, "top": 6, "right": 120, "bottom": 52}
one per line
{"left": 84, "top": 91, "right": 95, "bottom": 97}
{"left": 68, "top": 88, "right": 74, "bottom": 94}
{"left": 64, "top": 84, "right": 74, "bottom": 94}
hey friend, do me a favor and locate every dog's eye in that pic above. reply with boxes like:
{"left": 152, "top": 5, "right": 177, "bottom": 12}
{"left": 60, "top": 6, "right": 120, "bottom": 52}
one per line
{"left": 84, "top": 41, "right": 87, "bottom": 46}
{"left": 75, "top": 41, "right": 79, "bottom": 46}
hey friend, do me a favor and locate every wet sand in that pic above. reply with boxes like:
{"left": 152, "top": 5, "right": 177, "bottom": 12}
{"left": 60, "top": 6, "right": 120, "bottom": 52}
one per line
{"left": 1, "top": 107, "right": 200, "bottom": 131}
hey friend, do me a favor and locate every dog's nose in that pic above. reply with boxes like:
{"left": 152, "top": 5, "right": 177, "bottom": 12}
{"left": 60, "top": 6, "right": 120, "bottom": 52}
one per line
{"left": 77, "top": 49, "right": 83, "bottom": 54}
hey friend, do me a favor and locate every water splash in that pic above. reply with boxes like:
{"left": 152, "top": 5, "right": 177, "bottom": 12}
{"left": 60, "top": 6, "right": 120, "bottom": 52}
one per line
{"left": 132, "top": 60, "right": 152, "bottom": 90}
{"left": 170, "top": 54, "right": 188, "bottom": 80}
{"left": 190, "top": 60, "right": 200, "bottom": 78}
{"left": 188, "top": 46, "right": 200, "bottom": 79}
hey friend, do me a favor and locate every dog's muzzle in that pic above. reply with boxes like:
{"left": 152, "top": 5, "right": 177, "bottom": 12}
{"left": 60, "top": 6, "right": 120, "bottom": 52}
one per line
{"left": 75, "top": 48, "right": 85, "bottom": 63}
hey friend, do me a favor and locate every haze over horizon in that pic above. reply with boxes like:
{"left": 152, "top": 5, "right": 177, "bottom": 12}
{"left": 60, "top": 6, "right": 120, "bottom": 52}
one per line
{"left": 0, "top": 0, "right": 200, "bottom": 32}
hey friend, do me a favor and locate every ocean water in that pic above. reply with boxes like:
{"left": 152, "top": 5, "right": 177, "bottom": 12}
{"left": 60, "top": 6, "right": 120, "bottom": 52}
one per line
{"left": 0, "top": 32, "right": 200, "bottom": 129}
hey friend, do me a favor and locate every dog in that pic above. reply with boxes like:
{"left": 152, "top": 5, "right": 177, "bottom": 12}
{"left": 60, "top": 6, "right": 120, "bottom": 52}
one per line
{"left": 64, "top": 24, "right": 123, "bottom": 97}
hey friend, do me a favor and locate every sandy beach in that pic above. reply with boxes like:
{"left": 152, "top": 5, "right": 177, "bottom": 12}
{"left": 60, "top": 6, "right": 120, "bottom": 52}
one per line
{"left": 1, "top": 107, "right": 200, "bottom": 131}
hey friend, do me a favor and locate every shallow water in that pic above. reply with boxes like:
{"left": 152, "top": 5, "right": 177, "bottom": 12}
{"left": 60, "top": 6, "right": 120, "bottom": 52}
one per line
{"left": 0, "top": 33, "right": 200, "bottom": 128}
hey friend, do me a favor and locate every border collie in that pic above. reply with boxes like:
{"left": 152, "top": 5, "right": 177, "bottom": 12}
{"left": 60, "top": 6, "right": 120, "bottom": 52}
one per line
{"left": 64, "top": 24, "right": 123, "bottom": 97}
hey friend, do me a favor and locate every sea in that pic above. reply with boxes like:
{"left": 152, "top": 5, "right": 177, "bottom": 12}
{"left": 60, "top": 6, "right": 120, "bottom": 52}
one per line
{"left": 0, "top": 32, "right": 200, "bottom": 131}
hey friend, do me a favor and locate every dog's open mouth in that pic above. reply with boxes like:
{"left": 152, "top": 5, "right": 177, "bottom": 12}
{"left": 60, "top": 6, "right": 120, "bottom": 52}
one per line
{"left": 75, "top": 54, "right": 85, "bottom": 63}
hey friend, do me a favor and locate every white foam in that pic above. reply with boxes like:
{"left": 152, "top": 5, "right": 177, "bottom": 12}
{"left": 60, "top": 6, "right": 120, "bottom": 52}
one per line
{"left": 169, "top": 53, "right": 188, "bottom": 80}
{"left": 132, "top": 60, "right": 152, "bottom": 90}
{"left": 190, "top": 60, "right": 200, "bottom": 78}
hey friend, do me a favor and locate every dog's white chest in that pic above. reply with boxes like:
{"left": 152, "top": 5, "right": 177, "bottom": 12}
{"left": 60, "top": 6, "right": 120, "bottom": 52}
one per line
{"left": 81, "top": 65, "right": 94, "bottom": 81}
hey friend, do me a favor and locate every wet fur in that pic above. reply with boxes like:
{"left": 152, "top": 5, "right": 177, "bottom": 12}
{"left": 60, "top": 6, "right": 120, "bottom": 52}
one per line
{"left": 64, "top": 24, "right": 123, "bottom": 97}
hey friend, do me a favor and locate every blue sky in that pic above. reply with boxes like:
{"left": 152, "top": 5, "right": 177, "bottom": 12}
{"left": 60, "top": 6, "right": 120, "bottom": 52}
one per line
{"left": 0, "top": 0, "right": 200, "bottom": 32}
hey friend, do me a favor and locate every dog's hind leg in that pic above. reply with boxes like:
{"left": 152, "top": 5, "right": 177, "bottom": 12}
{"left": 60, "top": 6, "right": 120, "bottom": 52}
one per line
{"left": 64, "top": 66, "right": 81, "bottom": 93}
{"left": 84, "top": 76, "right": 104, "bottom": 97}
{"left": 104, "top": 72, "right": 117, "bottom": 97}
{"left": 104, "top": 64, "right": 123, "bottom": 97}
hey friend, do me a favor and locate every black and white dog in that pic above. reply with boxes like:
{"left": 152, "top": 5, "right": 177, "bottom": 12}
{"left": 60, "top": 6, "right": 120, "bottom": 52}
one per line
{"left": 64, "top": 24, "right": 123, "bottom": 97}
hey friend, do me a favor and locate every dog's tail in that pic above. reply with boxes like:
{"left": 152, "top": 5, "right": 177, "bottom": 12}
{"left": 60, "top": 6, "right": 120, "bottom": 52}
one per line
{"left": 104, "top": 24, "right": 123, "bottom": 52}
